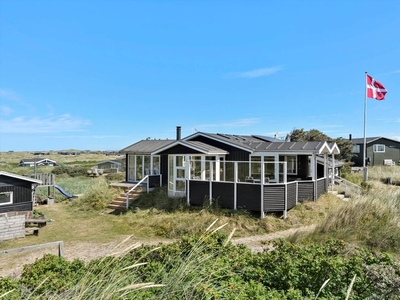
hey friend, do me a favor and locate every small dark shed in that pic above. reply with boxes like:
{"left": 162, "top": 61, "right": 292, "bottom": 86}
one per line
{"left": 0, "top": 171, "right": 42, "bottom": 215}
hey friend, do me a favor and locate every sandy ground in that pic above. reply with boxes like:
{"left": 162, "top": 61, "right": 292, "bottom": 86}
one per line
{"left": 0, "top": 225, "right": 316, "bottom": 279}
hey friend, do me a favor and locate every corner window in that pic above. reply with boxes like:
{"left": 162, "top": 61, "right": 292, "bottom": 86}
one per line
{"left": 0, "top": 192, "right": 13, "bottom": 205}
{"left": 373, "top": 144, "right": 385, "bottom": 153}
{"left": 351, "top": 145, "right": 360, "bottom": 153}
{"left": 281, "top": 155, "right": 297, "bottom": 174}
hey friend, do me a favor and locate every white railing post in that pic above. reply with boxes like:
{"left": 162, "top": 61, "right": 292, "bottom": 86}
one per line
{"left": 234, "top": 162, "right": 238, "bottom": 210}
{"left": 125, "top": 175, "right": 149, "bottom": 210}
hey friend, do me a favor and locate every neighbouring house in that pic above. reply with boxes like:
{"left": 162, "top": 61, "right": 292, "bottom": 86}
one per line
{"left": 19, "top": 158, "right": 58, "bottom": 167}
{"left": 120, "top": 127, "right": 341, "bottom": 218}
{"left": 0, "top": 171, "right": 42, "bottom": 214}
{"left": 350, "top": 136, "right": 400, "bottom": 166}
{"left": 96, "top": 158, "right": 125, "bottom": 172}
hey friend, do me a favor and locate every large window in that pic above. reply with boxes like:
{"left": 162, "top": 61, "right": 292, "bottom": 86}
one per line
{"left": 352, "top": 145, "right": 360, "bottom": 153}
{"left": 373, "top": 144, "right": 385, "bottom": 153}
{"left": 128, "top": 155, "right": 160, "bottom": 181}
{"left": 0, "top": 192, "right": 13, "bottom": 205}
{"left": 281, "top": 155, "right": 297, "bottom": 174}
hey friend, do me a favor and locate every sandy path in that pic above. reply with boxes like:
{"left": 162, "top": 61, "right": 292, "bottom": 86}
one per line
{"left": 0, "top": 225, "right": 315, "bottom": 279}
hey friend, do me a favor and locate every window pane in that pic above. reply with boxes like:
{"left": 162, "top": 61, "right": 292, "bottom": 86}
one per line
{"left": 0, "top": 192, "right": 12, "bottom": 205}
{"left": 352, "top": 145, "right": 360, "bottom": 153}
{"left": 136, "top": 155, "right": 143, "bottom": 180}
{"left": 176, "top": 156, "right": 185, "bottom": 167}
{"left": 152, "top": 156, "right": 160, "bottom": 174}
{"left": 251, "top": 156, "right": 261, "bottom": 180}
{"left": 177, "top": 169, "right": 185, "bottom": 178}
{"left": 169, "top": 156, "right": 174, "bottom": 190}
{"left": 176, "top": 180, "right": 185, "bottom": 191}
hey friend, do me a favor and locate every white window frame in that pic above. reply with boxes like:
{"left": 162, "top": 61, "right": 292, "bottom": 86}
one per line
{"left": 0, "top": 191, "right": 13, "bottom": 205}
{"left": 373, "top": 144, "right": 385, "bottom": 153}
{"left": 283, "top": 155, "right": 297, "bottom": 175}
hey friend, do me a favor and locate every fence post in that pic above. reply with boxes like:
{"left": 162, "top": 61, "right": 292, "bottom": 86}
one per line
{"left": 58, "top": 241, "right": 64, "bottom": 257}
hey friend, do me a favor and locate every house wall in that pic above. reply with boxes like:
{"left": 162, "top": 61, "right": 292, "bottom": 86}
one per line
{"left": 367, "top": 138, "right": 400, "bottom": 166}
{"left": 190, "top": 136, "right": 251, "bottom": 161}
{"left": 297, "top": 155, "right": 309, "bottom": 178}
{"left": 0, "top": 175, "right": 34, "bottom": 214}
{"left": 0, "top": 214, "right": 25, "bottom": 241}
{"left": 160, "top": 155, "right": 169, "bottom": 185}
{"left": 352, "top": 138, "right": 400, "bottom": 166}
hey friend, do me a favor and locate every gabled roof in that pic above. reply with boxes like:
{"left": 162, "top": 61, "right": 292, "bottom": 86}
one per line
{"left": 253, "top": 141, "right": 333, "bottom": 154}
{"left": 350, "top": 136, "right": 400, "bottom": 145}
{"left": 328, "top": 143, "right": 341, "bottom": 155}
{"left": 0, "top": 171, "right": 42, "bottom": 184}
{"left": 184, "top": 132, "right": 264, "bottom": 152}
{"left": 20, "top": 158, "right": 57, "bottom": 163}
{"left": 96, "top": 158, "right": 124, "bottom": 165}
{"left": 152, "top": 140, "right": 228, "bottom": 155}
{"left": 119, "top": 140, "right": 175, "bottom": 154}
{"left": 120, "top": 131, "right": 340, "bottom": 156}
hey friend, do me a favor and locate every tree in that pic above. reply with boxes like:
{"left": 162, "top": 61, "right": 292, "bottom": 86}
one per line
{"left": 288, "top": 128, "right": 354, "bottom": 161}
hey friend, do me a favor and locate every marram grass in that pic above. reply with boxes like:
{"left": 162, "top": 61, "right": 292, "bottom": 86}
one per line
{"left": 301, "top": 187, "right": 400, "bottom": 253}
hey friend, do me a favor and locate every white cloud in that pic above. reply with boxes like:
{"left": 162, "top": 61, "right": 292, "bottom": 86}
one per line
{"left": 0, "top": 88, "right": 20, "bottom": 101}
{"left": 198, "top": 118, "right": 260, "bottom": 129}
{"left": 234, "top": 66, "right": 283, "bottom": 78}
{"left": 0, "top": 114, "right": 91, "bottom": 134}
{"left": 0, "top": 105, "right": 13, "bottom": 116}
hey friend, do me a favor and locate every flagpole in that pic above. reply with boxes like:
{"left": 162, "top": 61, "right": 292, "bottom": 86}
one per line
{"left": 363, "top": 71, "right": 368, "bottom": 181}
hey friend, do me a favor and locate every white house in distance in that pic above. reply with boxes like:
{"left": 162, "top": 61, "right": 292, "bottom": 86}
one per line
{"left": 19, "top": 158, "right": 57, "bottom": 167}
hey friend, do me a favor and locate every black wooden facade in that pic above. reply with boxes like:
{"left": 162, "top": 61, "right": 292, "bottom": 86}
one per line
{"left": 350, "top": 137, "right": 400, "bottom": 166}
{"left": 0, "top": 173, "right": 41, "bottom": 214}
{"left": 187, "top": 178, "right": 328, "bottom": 216}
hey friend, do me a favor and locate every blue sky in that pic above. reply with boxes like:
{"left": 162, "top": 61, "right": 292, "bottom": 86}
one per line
{"left": 1, "top": 0, "right": 399, "bottom": 151}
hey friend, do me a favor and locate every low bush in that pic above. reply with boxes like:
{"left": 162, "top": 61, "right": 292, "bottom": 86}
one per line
{"left": 105, "top": 172, "right": 125, "bottom": 182}
{"left": 71, "top": 177, "right": 120, "bottom": 210}
{"left": 52, "top": 166, "right": 88, "bottom": 177}
{"left": 1, "top": 230, "right": 399, "bottom": 299}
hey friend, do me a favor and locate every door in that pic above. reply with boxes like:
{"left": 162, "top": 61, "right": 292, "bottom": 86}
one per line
{"left": 168, "top": 155, "right": 188, "bottom": 197}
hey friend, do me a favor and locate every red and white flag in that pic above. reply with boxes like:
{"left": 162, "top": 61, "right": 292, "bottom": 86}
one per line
{"left": 366, "top": 74, "right": 387, "bottom": 100}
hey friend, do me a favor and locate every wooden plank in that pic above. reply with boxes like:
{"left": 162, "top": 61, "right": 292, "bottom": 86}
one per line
{"left": 0, "top": 241, "right": 64, "bottom": 257}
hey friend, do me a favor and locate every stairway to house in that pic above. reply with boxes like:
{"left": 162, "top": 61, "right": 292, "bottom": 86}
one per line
{"left": 329, "top": 175, "right": 361, "bottom": 202}
{"left": 108, "top": 187, "right": 144, "bottom": 211}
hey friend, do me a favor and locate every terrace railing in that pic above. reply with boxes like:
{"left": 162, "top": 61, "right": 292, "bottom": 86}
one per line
{"left": 333, "top": 175, "right": 361, "bottom": 198}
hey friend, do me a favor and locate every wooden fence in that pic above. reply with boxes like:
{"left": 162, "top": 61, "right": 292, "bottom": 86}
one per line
{"left": 0, "top": 241, "right": 64, "bottom": 257}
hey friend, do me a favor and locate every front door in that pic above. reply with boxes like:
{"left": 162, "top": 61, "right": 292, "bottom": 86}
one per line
{"left": 168, "top": 155, "right": 188, "bottom": 197}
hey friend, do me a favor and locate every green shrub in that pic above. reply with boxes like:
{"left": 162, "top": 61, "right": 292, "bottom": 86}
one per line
{"left": 0, "top": 277, "right": 21, "bottom": 299}
{"left": 105, "top": 172, "right": 125, "bottom": 182}
{"left": 18, "top": 254, "right": 85, "bottom": 296}
{"left": 72, "top": 178, "right": 120, "bottom": 210}
{"left": 52, "top": 166, "right": 88, "bottom": 177}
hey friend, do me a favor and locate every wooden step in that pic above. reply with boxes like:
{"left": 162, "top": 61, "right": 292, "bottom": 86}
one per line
{"left": 108, "top": 190, "right": 143, "bottom": 210}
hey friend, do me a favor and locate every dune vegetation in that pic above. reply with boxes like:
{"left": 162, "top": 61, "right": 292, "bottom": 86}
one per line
{"left": 0, "top": 151, "right": 399, "bottom": 299}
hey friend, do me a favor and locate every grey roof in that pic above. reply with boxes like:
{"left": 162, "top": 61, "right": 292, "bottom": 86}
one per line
{"left": 252, "top": 141, "right": 331, "bottom": 153}
{"left": 0, "top": 171, "right": 42, "bottom": 184}
{"left": 20, "top": 158, "right": 57, "bottom": 163}
{"left": 153, "top": 140, "right": 228, "bottom": 155}
{"left": 121, "top": 132, "right": 338, "bottom": 156}
{"left": 119, "top": 140, "right": 174, "bottom": 154}
{"left": 350, "top": 136, "right": 400, "bottom": 144}
{"left": 185, "top": 132, "right": 265, "bottom": 152}
{"left": 96, "top": 158, "right": 124, "bottom": 165}
{"left": 252, "top": 135, "right": 283, "bottom": 142}
{"left": 185, "top": 132, "right": 328, "bottom": 153}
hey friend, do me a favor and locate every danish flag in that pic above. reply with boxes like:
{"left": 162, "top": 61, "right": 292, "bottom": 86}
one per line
{"left": 366, "top": 74, "right": 387, "bottom": 100}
